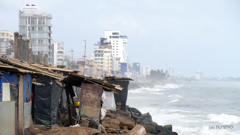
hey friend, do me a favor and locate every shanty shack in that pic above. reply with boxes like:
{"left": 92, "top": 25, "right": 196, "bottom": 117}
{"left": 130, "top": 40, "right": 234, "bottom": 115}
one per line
{"left": 105, "top": 76, "right": 133, "bottom": 111}
{"left": 0, "top": 55, "right": 122, "bottom": 135}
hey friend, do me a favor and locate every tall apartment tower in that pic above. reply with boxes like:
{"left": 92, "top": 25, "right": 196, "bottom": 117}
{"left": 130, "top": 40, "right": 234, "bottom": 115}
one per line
{"left": 0, "top": 30, "right": 14, "bottom": 58}
{"left": 19, "top": 4, "right": 53, "bottom": 65}
{"left": 104, "top": 31, "right": 128, "bottom": 63}
{"left": 52, "top": 41, "right": 64, "bottom": 66}
{"left": 94, "top": 38, "right": 112, "bottom": 76}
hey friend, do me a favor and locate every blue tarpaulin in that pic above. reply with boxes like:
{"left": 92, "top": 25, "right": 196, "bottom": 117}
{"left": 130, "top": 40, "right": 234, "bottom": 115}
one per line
{"left": 0, "top": 73, "right": 32, "bottom": 102}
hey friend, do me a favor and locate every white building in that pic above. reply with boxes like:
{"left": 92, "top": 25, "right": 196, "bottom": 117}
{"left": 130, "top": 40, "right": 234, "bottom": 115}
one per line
{"left": 19, "top": 4, "right": 53, "bottom": 65}
{"left": 112, "top": 57, "right": 121, "bottom": 76}
{"left": 141, "top": 65, "right": 151, "bottom": 77}
{"left": 168, "top": 66, "right": 176, "bottom": 78}
{"left": 93, "top": 48, "right": 112, "bottom": 75}
{"left": 104, "top": 31, "right": 128, "bottom": 63}
{"left": 0, "top": 30, "right": 14, "bottom": 58}
{"left": 52, "top": 41, "right": 64, "bottom": 66}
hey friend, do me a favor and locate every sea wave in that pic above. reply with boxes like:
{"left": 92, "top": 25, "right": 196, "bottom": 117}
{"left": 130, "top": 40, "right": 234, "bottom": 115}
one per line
{"left": 169, "top": 99, "right": 181, "bottom": 103}
{"left": 168, "top": 95, "right": 183, "bottom": 98}
{"left": 207, "top": 114, "right": 240, "bottom": 124}
{"left": 129, "top": 84, "right": 181, "bottom": 94}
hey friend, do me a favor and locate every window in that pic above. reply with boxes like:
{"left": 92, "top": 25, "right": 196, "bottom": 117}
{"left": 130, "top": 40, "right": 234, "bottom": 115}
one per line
{"left": 113, "top": 51, "right": 115, "bottom": 53}
{"left": 113, "top": 40, "right": 115, "bottom": 42}
{"left": 1, "top": 33, "right": 4, "bottom": 36}
{"left": 112, "top": 32, "right": 119, "bottom": 35}
{"left": 38, "top": 18, "right": 45, "bottom": 25}
{"left": 113, "top": 43, "right": 115, "bottom": 45}
{"left": 38, "top": 39, "right": 43, "bottom": 44}
{"left": 116, "top": 40, "right": 118, "bottom": 42}
{"left": 116, "top": 51, "right": 118, "bottom": 53}
{"left": 38, "top": 26, "right": 45, "bottom": 31}
{"left": 20, "top": 26, "right": 26, "bottom": 31}
{"left": 20, "top": 17, "right": 27, "bottom": 24}
{"left": 30, "top": 18, "right": 37, "bottom": 25}
{"left": 116, "top": 43, "right": 118, "bottom": 45}
{"left": 31, "top": 26, "right": 37, "bottom": 31}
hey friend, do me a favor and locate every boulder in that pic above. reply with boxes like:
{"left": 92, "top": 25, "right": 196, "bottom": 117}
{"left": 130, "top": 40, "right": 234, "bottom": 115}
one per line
{"left": 172, "top": 132, "right": 178, "bottom": 135}
{"left": 142, "top": 124, "right": 154, "bottom": 133}
{"left": 156, "top": 125, "right": 173, "bottom": 135}
{"left": 151, "top": 129, "right": 158, "bottom": 134}
{"left": 164, "top": 125, "right": 172, "bottom": 132}
{"left": 117, "top": 116, "right": 135, "bottom": 129}
{"left": 141, "top": 113, "right": 152, "bottom": 122}
{"left": 156, "top": 131, "right": 166, "bottom": 135}
{"left": 102, "top": 119, "right": 120, "bottom": 129}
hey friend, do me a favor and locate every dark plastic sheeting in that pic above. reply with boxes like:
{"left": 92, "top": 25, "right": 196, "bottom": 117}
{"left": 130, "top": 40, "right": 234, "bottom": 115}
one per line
{"left": 33, "top": 76, "right": 61, "bottom": 125}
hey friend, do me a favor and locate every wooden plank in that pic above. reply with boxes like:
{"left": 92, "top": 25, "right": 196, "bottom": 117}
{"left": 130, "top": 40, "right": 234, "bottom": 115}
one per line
{"left": 18, "top": 75, "right": 24, "bottom": 135}
{"left": 127, "top": 125, "right": 146, "bottom": 135}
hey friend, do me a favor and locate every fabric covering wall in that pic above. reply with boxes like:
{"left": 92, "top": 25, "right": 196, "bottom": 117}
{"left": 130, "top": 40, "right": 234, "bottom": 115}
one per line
{"left": 33, "top": 76, "right": 62, "bottom": 125}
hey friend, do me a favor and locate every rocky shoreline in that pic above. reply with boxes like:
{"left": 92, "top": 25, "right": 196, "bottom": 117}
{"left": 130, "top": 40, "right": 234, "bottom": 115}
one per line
{"left": 101, "top": 107, "right": 178, "bottom": 135}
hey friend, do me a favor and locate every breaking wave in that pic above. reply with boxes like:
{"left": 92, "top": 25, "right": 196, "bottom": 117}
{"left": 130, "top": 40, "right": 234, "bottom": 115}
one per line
{"left": 129, "top": 84, "right": 181, "bottom": 94}
{"left": 207, "top": 114, "right": 240, "bottom": 124}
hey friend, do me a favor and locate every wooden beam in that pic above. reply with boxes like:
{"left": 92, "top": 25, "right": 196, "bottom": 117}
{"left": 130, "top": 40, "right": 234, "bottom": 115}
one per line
{"left": 18, "top": 75, "right": 24, "bottom": 135}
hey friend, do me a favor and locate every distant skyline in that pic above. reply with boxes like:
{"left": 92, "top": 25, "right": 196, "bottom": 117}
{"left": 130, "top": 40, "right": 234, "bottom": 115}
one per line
{"left": 0, "top": 0, "right": 240, "bottom": 77}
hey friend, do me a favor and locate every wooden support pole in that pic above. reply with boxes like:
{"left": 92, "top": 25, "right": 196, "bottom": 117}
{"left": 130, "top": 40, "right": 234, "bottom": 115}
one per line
{"left": 65, "top": 89, "right": 72, "bottom": 125}
{"left": 18, "top": 75, "right": 24, "bottom": 135}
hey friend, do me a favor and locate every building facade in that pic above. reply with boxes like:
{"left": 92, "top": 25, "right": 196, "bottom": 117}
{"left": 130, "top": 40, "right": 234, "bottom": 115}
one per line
{"left": 168, "top": 66, "right": 176, "bottom": 78}
{"left": 52, "top": 41, "right": 64, "bottom": 66}
{"left": 112, "top": 57, "right": 121, "bottom": 76}
{"left": 104, "top": 31, "right": 128, "bottom": 63}
{"left": 93, "top": 48, "right": 112, "bottom": 76}
{"left": 0, "top": 30, "right": 14, "bottom": 58}
{"left": 19, "top": 4, "right": 53, "bottom": 65}
{"left": 141, "top": 65, "right": 151, "bottom": 77}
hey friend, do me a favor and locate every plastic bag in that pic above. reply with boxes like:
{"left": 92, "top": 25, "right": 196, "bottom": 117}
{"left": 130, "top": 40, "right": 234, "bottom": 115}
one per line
{"left": 101, "top": 108, "right": 107, "bottom": 120}
{"left": 101, "top": 91, "right": 106, "bottom": 103}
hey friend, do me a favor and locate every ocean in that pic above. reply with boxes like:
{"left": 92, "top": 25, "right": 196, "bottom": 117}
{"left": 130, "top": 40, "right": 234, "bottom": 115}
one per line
{"left": 127, "top": 82, "right": 240, "bottom": 135}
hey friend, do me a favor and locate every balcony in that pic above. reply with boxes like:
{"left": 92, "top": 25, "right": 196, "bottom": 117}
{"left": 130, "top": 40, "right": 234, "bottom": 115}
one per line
{"left": 19, "top": 12, "right": 52, "bottom": 19}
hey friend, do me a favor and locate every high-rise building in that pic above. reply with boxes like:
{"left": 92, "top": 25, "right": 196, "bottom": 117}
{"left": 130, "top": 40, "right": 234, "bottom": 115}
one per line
{"left": 93, "top": 38, "right": 112, "bottom": 76}
{"left": 93, "top": 48, "right": 112, "bottom": 75}
{"left": 52, "top": 41, "right": 64, "bottom": 66}
{"left": 19, "top": 4, "right": 53, "bottom": 64}
{"left": 104, "top": 31, "right": 128, "bottom": 63}
{"left": 141, "top": 65, "right": 151, "bottom": 77}
{"left": 0, "top": 30, "right": 14, "bottom": 58}
{"left": 168, "top": 66, "right": 176, "bottom": 78}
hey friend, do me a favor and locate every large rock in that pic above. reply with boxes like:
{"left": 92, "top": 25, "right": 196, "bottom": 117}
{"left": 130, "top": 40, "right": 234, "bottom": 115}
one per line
{"left": 155, "top": 125, "right": 172, "bottom": 135}
{"left": 141, "top": 113, "right": 152, "bottom": 121}
{"left": 102, "top": 118, "right": 120, "bottom": 129}
{"left": 142, "top": 124, "right": 154, "bottom": 133}
{"left": 117, "top": 116, "right": 135, "bottom": 129}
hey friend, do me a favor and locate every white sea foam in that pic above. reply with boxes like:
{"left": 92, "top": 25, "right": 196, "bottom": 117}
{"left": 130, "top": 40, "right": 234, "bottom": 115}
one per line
{"left": 207, "top": 114, "right": 240, "bottom": 124}
{"left": 168, "top": 95, "right": 183, "bottom": 98}
{"left": 129, "top": 84, "right": 182, "bottom": 94}
{"left": 168, "top": 99, "right": 181, "bottom": 103}
{"left": 151, "top": 92, "right": 164, "bottom": 95}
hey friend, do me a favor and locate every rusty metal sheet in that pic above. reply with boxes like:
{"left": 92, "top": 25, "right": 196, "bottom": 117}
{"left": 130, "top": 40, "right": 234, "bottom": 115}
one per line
{"left": 80, "top": 83, "right": 103, "bottom": 122}
{"left": 80, "top": 83, "right": 103, "bottom": 108}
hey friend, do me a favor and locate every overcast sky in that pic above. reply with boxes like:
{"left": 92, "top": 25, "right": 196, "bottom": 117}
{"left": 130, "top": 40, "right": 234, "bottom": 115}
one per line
{"left": 1, "top": 0, "right": 240, "bottom": 77}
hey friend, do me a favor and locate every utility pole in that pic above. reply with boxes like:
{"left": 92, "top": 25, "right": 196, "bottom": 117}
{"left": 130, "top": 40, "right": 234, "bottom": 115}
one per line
{"left": 83, "top": 40, "right": 86, "bottom": 75}
{"left": 69, "top": 49, "right": 74, "bottom": 69}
